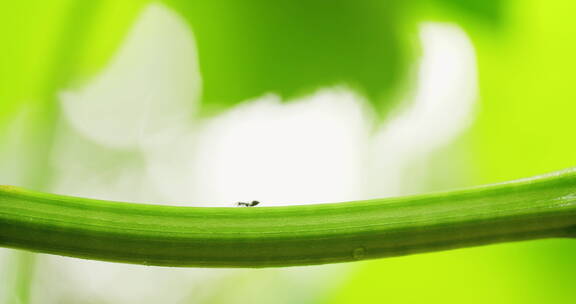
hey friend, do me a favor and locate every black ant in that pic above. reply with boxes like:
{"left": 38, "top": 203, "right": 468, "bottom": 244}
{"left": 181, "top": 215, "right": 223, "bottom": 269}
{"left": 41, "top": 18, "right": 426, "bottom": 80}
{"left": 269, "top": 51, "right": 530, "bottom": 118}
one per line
{"left": 237, "top": 200, "right": 260, "bottom": 207}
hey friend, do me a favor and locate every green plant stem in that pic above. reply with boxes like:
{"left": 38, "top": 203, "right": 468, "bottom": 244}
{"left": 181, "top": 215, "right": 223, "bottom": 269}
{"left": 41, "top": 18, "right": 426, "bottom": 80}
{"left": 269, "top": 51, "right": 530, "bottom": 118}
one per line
{"left": 3, "top": 251, "right": 36, "bottom": 304}
{"left": 1, "top": 169, "right": 576, "bottom": 268}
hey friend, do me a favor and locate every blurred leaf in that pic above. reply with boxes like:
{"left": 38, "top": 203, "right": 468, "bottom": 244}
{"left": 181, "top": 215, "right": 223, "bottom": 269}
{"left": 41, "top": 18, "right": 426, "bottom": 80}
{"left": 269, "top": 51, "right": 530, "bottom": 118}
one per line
{"left": 0, "top": 0, "right": 147, "bottom": 187}
{"left": 163, "top": 0, "right": 415, "bottom": 116}
{"left": 0, "top": 0, "right": 147, "bottom": 135}
{"left": 432, "top": 0, "right": 503, "bottom": 23}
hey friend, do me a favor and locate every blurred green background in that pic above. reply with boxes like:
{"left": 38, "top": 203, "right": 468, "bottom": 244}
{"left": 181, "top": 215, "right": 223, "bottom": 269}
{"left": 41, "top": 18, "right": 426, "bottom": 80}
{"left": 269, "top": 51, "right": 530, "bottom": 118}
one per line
{"left": 1, "top": 0, "right": 576, "bottom": 303}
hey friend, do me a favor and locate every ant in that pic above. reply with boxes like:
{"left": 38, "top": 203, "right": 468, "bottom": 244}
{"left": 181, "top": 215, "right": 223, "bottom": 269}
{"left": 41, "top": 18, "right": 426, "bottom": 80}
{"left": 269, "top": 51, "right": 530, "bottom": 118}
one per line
{"left": 237, "top": 200, "right": 260, "bottom": 207}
